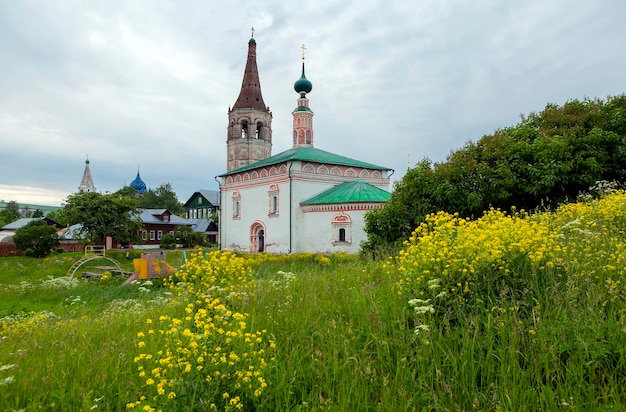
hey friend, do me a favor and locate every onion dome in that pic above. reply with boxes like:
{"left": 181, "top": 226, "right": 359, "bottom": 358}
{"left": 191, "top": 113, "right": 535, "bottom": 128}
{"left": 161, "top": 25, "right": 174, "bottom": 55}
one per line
{"left": 294, "top": 62, "right": 313, "bottom": 96}
{"left": 130, "top": 168, "right": 147, "bottom": 193}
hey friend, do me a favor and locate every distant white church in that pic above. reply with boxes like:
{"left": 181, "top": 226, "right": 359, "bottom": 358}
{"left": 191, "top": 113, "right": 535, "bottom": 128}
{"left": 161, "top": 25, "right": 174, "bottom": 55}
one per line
{"left": 217, "top": 36, "right": 392, "bottom": 253}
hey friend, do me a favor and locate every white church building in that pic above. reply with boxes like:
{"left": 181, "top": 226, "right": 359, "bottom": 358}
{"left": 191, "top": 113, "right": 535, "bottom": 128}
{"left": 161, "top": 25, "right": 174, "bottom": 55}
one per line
{"left": 217, "top": 35, "right": 392, "bottom": 253}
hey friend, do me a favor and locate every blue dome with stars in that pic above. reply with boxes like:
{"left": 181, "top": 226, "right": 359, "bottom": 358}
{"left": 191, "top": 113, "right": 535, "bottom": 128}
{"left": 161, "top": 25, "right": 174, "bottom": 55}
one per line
{"left": 130, "top": 170, "right": 147, "bottom": 193}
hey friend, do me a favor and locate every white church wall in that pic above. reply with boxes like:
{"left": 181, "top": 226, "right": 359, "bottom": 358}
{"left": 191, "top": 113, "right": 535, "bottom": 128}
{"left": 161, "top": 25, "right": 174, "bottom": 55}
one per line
{"left": 220, "top": 164, "right": 386, "bottom": 254}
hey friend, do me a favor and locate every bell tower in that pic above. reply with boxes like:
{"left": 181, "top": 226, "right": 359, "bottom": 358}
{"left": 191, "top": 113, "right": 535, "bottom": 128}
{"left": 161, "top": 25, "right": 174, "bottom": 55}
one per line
{"left": 227, "top": 29, "right": 272, "bottom": 172}
{"left": 292, "top": 44, "right": 314, "bottom": 148}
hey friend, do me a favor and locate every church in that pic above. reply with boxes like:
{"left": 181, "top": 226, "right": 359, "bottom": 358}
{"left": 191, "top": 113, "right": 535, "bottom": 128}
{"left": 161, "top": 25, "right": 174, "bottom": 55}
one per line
{"left": 217, "top": 34, "right": 392, "bottom": 253}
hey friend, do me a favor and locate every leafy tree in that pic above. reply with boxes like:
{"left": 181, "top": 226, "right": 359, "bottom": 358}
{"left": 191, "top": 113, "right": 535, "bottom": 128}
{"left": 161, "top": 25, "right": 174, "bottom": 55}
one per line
{"left": 115, "top": 185, "right": 141, "bottom": 199}
{"left": 364, "top": 95, "right": 626, "bottom": 249}
{"left": 63, "top": 191, "right": 142, "bottom": 245}
{"left": 0, "top": 206, "right": 20, "bottom": 228}
{"left": 13, "top": 220, "right": 60, "bottom": 257}
{"left": 135, "top": 183, "right": 184, "bottom": 215}
{"left": 45, "top": 208, "right": 67, "bottom": 226}
{"left": 176, "top": 225, "right": 205, "bottom": 248}
{"left": 32, "top": 209, "right": 44, "bottom": 218}
{"left": 160, "top": 233, "right": 176, "bottom": 249}
{"left": 116, "top": 183, "right": 183, "bottom": 214}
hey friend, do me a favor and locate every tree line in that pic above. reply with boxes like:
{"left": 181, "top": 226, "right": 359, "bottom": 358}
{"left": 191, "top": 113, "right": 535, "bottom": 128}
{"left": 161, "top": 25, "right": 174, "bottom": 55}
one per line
{"left": 364, "top": 95, "right": 626, "bottom": 252}
{"left": 5, "top": 182, "right": 210, "bottom": 257}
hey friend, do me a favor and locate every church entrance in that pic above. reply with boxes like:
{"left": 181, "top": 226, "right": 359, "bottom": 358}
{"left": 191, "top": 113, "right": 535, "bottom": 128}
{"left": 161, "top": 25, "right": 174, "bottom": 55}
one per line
{"left": 250, "top": 221, "right": 266, "bottom": 253}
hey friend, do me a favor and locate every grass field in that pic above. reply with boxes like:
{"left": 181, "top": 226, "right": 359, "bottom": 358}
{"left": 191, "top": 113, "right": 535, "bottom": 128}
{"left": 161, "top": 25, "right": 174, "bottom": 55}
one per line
{"left": 1, "top": 192, "right": 625, "bottom": 411}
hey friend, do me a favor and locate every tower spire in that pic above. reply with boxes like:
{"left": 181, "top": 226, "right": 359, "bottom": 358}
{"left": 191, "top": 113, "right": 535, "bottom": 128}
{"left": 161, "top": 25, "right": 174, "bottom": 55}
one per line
{"left": 78, "top": 156, "right": 96, "bottom": 192}
{"left": 232, "top": 32, "right": 268, "bottom": 111}
{"left": 292, "top": 45, "right": 314, "bottom": 148}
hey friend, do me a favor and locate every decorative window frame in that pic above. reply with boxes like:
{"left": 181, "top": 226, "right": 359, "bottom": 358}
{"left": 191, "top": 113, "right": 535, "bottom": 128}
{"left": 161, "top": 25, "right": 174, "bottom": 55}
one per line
{"left": 232, "top": 190, "right": 241, "bottom": 220}
{"left": 331, "top": 212, "right": 352, "bottom": 246}
{"left": 142, "top": 230, "right": 147, "bottom": 241}
{"left": 157, "top": 230, "right": 163, "bottom": 240}
{"left": 150, "top": 230, "right": 155, "bottom": 241}
{"left": 268, "top": 183, "right": 279, "bottom": 217}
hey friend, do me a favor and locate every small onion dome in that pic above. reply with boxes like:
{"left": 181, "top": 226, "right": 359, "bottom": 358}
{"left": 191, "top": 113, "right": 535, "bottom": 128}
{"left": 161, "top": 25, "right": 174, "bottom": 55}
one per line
{"left": 294, "top": 63, "right": 312, "bottom": 95}
{"left": 130, "top": 171, "right": 147, "bottom": 194}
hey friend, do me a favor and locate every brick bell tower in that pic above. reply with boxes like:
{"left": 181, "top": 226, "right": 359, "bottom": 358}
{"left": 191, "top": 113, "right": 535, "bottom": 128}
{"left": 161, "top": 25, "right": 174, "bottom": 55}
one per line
{"left": 227, "top": 29, "right": 272, "bottom": 172}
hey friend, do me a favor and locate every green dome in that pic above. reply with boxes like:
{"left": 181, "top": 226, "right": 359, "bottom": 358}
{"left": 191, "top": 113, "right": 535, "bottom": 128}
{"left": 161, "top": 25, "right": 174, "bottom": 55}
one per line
{"left": 294, "top": 63, "right": 312, "bottom": 95}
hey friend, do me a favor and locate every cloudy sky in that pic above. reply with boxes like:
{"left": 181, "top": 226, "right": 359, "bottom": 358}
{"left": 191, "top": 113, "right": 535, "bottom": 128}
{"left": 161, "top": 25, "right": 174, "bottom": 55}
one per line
{"left": 1, "top": 1, "right": 624, "bottom": 206}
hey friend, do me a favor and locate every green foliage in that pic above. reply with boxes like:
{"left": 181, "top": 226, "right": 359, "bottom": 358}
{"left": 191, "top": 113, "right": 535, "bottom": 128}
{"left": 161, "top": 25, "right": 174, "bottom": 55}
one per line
{"left": 2, "top": 189, "right": 626, "bottom": 409}
{"left": 175, "top": 225, "right": 205, "bottom": 248}
{"left": 116, "top": 183, "right": 184, "bottom": 215}
{"left": 365, "top": 95, "right": 626, "bottom": 246}
{"left": 12, "top": 220, "right": 59, "bottom": 258}
{"left": 44, "top": 208, "right": 67, "bottom": 226}
{"left": 139, "top": 183, "right": 184, "bottom": 215}
{"left": 62, "top": 191, "right": 141, "bottom": 245}
{"left": 0, "top": 206, "right": 20, "bottom": 228}
{"left": 159, "top": 233, "right": 176, "bottom": 249}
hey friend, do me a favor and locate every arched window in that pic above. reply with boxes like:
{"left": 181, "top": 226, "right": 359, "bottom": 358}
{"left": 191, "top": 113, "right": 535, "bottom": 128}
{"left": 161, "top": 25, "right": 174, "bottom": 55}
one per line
{"left": 305, "top": 130, "right": 311, "bottom": 144}
{"left": 268, "top": 184, "right": 279, "bottom": 217}
{"left": 293, "top": 130, "right": 297, "bottom": 146}
{"left": 332, "top": 212, "right": 352, "bottom": 245}
{"left": 232, "top": 191, "right": 241, "bottom": 219}
{"left": 241, "top": 120, "right": 248, "bottom": 138}
{"left": 256, "top": 122, "right": 263, "bottom": 139}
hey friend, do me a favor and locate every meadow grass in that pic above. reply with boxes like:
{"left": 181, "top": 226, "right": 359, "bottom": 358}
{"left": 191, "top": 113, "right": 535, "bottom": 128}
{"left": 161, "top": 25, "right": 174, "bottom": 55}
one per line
{"left": 0, "top": 192, "right": 625, "bottom": 411}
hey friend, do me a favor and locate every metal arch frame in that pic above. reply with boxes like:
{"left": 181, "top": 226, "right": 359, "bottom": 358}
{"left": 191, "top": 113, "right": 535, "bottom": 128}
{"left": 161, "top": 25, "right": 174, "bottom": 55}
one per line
{"left": 67, "top": 256, "right": 126, "bottom": 279}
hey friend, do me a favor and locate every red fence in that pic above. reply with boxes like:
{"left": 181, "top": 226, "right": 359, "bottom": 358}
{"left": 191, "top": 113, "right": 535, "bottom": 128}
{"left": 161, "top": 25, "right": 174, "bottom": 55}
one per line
{"left": 0, "top": 244, "right": 21, "bottom": 257}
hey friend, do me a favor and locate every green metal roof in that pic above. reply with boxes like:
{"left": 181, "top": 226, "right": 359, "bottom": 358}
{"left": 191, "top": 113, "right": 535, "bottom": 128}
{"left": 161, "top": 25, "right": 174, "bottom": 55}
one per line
{"left": 301, "top": 181, "right": 391, "bottom": 205}
{"left": 220, "top": 146, "right": 391, "bottom": 176}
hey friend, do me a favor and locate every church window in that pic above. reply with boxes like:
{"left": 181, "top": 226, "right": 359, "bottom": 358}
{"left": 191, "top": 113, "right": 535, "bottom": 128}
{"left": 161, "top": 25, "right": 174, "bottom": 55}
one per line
{"left": 256, "top": 122, "right": 263, "bottom": 139}
{"left": 232, "top": 191, "right": 241, "bottom": 219}
{"left": 306, "top": 130, "right": 311, "bottom": 144}
{"left": 293, "top": 130, "right": 297, "bottom": 146}
{"left": 331, "top": 212, "right": 352, "bottom": 246}
{"left": 268, "top": 184, "right": 279, "bottom": 216}
{"left": 241, "top": 120, "right": 248, "bottom": 138}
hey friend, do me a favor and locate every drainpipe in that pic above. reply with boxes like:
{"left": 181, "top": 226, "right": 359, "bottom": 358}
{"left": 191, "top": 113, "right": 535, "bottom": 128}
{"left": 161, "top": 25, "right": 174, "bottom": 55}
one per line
{"left": 214, "top": 175, "right": 222, "bottom": 250}
{"left": 288, "top": 160, "right": 294, "bottom": 253}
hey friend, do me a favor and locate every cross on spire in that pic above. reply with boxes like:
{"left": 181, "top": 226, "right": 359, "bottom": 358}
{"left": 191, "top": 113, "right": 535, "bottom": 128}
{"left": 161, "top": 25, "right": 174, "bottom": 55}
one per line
{"left": 301, "top": 43, "right": 307, "bottom": 61}
{"left": 251, "top": 26, "right": 255, "bottom": 38}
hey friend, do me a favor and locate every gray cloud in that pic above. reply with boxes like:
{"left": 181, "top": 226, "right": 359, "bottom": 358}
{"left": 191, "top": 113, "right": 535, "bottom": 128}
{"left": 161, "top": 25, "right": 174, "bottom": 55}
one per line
{"left": 1, "top": 0, "right": 624, "bottom": 205}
